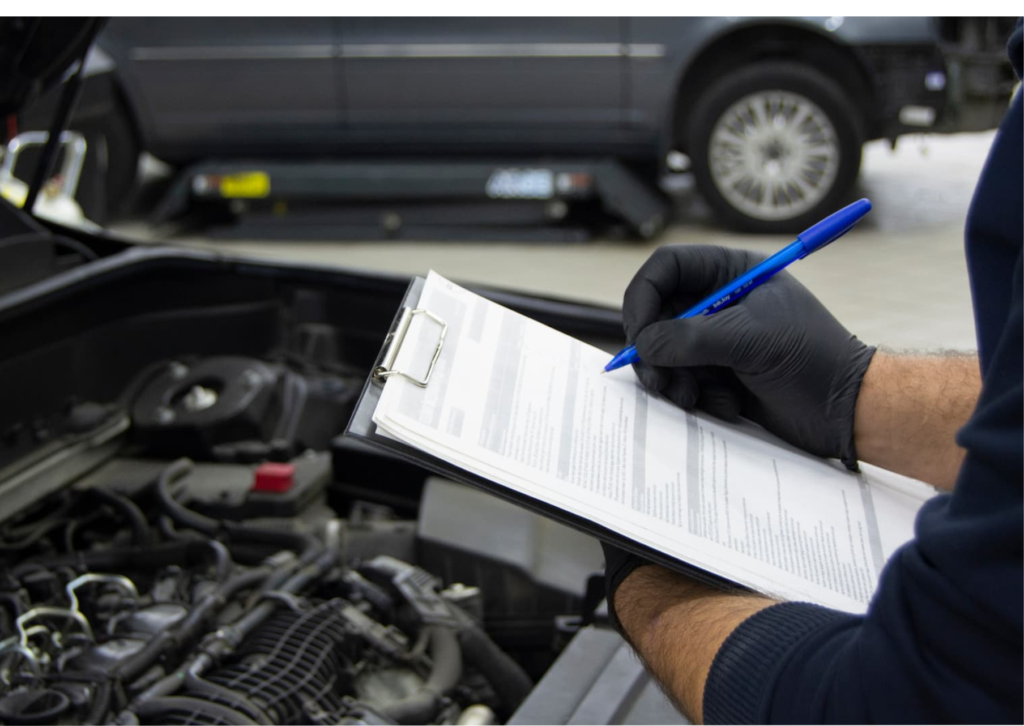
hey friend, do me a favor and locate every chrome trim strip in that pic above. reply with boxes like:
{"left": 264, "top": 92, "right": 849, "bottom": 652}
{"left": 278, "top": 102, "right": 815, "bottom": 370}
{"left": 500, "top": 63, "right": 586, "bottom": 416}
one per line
{"left": 132, "top": 45, "right": 334, "bottom": 61}
{"left": 341, "top": 42, "right": 665, "bottom": 59}
{"left": 132, "top": 42, "right": 665, "bottom": 62}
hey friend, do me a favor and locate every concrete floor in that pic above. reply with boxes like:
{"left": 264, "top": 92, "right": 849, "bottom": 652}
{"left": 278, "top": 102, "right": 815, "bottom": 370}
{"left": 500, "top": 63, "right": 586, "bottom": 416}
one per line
{"left": 125, "top": 131, "right": 997, "bottom": 353}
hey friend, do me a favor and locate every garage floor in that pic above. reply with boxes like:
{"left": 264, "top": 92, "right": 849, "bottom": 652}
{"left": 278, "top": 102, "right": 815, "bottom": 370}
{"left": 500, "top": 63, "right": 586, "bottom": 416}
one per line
{"left": 122, "top": 131, "right": 996, "bottom": 352}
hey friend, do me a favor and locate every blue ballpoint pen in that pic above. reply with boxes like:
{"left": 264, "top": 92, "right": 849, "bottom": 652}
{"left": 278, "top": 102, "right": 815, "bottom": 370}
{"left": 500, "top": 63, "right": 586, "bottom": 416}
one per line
{"left": 603, "top": 198, "right": 873, "bottom": 374}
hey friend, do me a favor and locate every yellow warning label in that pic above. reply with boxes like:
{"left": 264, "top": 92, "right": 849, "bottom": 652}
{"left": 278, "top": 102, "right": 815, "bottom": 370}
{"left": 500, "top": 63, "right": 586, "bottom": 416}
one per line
{"left": 220, "top": 172, "right": 270, "bottom": 199}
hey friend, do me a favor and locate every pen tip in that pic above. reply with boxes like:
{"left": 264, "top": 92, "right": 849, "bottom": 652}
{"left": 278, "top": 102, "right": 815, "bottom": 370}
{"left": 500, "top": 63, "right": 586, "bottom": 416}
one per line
{"left": 599, "top": 369, "right": 607, "bottom": 375}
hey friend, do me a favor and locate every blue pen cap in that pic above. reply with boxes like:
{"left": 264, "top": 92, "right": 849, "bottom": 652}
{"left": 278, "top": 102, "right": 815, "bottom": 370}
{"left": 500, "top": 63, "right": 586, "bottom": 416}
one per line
{"left": 797, "top": 198, "right": 872, "bottom": 255}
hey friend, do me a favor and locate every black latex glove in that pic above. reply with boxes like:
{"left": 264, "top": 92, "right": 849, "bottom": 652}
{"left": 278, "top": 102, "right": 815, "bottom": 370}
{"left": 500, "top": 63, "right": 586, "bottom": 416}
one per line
{"left": 624, "top": 245, "right": 876, "bottom": 470}
{"left": 601, "top": 540, "right": 650, "bottom": 632}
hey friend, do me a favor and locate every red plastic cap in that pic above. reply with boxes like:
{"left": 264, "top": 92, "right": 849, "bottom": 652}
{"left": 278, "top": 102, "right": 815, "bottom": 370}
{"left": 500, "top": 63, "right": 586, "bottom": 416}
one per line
{"left": 252, "top": 462, "right": 295, "bottom": 493}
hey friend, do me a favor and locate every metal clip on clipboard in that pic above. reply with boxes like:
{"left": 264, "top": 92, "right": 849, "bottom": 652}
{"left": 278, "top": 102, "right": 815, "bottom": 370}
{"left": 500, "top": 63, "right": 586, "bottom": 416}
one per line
{"left": 372, "top": 307, "right": 448, "bottom": 388}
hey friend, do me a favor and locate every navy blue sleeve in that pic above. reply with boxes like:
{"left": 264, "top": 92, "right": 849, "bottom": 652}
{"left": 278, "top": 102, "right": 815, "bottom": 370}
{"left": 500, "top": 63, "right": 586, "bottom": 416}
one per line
{"left": 703, "top": 24, "right": 1023, "bottom": 724}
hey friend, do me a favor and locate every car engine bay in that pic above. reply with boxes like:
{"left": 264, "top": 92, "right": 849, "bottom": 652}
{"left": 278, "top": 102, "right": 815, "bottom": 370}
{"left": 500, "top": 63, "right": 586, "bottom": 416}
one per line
{"left": 0, "top": 345, "right": 605, "bottom": 726}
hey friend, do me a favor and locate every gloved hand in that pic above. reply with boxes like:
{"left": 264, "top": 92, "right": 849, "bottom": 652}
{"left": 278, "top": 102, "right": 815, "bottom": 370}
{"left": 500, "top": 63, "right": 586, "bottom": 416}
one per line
{"left": 624, "top": 245, "right": 876, "bottom": 469}
{"left": 600, "top": 541, "right": 651, "bottom": 632}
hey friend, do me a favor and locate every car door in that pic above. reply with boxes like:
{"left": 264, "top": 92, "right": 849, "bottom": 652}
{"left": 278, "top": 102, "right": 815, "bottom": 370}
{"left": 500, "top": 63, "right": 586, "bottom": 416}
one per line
{"left": 337, "top": 18, "right": 624, "bottom": 153}
{"left": 103, "top": 18, "right": 342, "bottom": 162}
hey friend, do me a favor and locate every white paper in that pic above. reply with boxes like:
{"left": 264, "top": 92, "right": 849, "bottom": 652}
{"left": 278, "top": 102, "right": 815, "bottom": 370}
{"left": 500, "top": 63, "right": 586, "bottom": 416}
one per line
{"left": 373, "top": 272, "right": 937, "bottom": 613}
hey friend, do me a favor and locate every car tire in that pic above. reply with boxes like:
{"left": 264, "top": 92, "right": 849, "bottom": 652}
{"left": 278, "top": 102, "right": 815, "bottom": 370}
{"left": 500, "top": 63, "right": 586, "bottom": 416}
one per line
{"left": 97, "top": 94, "right": 140, "bottom": 220}
{"left": 687, "top": 61, "right": 864, "bottom": 234}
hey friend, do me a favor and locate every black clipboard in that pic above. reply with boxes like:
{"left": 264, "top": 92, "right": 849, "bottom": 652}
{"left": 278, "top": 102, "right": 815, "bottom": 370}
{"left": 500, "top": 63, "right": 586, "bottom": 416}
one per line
{"left": 343, "top": 276, "right": 736, "bottom": 591}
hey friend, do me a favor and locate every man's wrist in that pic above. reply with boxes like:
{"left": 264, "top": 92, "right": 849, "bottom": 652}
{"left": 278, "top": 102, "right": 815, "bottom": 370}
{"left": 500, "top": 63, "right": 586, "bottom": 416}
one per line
{"left": 853, "top": 351, "right": 892, "bottom": 465}
{"left": 601, "top": 541, "right": 652, "bottom": 631}
{"left": 853, "top": 350, "right": 980, "bottom": 490}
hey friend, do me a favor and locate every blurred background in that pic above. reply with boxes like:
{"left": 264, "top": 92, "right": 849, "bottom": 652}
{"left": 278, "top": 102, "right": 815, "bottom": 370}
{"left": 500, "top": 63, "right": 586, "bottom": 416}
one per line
{"left": 3, "top": 16, "right": 1019, "bottom": 351}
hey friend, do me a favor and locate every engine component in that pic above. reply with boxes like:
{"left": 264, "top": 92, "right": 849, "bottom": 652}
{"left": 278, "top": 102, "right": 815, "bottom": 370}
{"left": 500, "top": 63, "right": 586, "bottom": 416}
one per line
{"left": 0, "top": 687, "right": 71, "bottom": 724}
{"left": 0, "top": 355, "right": 584, "bottom": 726}
{"left": 68, "top": 637, "right": 147, "bottom": 672}
{"left": 417, "top": 478, "right": 603, "bottom": 641}
{"left": 360, "top": 556, "right": 535, "bottom": 721}
{"left": 114, "top": 603, "right": 189, "bottom": 636}
{"left": 131, "top": 357, "right": 282, "bottom": 457}
{"left": 361, "top": 556, "right": 459, "bottom": 627}
{"left": 0, "top": 478, "right": 527, "bottom": 726}
{"left": 129, "top": 356, "right": 359, "bottom": 463}
{"left": 162, "top": 452, "right": 332, "bottom": 521}
{"left": 68, "top": 601, "right": 190, "bottom": 673}
{"left": 338, "top": 703, "right": 399, "bottom": 725}
{"left": 176, "top": 600, "right": 356, "bottom": 724}
{"left": 374, "top": 626, "right": 461, "bottom": 725}
{"left": 456, "top": 704, "right": 496, "bottom": 726}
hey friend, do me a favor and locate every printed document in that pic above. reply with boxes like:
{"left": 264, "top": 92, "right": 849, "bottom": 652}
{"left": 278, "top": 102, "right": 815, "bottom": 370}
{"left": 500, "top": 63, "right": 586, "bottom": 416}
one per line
{"left": 373, "top": 272, "right": 937, "bottom": 613}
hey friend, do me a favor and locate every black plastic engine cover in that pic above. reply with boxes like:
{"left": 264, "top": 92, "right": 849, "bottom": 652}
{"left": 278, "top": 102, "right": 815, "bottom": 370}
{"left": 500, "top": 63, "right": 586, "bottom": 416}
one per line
{"left": 131, "top": 356, "right": 281, "bottom": 458}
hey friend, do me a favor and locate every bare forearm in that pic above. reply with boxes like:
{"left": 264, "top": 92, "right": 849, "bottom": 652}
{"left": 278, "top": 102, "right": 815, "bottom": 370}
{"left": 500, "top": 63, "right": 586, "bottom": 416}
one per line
{"left": 854, "top": 351, "right": 980, "bottom": 490}
{"left": 614, "top": 565, "right": 772, "bottom": 724}
{"left": 609, "top": 355, "right": 978, "bottom": 721}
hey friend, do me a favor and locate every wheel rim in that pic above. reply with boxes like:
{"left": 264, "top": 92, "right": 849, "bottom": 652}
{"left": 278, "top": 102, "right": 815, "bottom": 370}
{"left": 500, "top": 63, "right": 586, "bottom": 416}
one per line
{"left": 708, "top": 90, "right": 840, "bottom": 221}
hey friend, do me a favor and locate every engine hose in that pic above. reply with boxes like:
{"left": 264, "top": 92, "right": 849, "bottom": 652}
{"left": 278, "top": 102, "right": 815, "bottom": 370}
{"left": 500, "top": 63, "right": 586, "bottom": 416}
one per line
{"left": 224, "top": 525, "right": 319, "bottom": 565}
{"left": 183, "top": 672, "right": 273, "bottom": 726}
{"left": 156, "top": 459, "right": 220, "bottom": 536}
{"left": 151, "top": 460, "right": 214, "bottom": 536}
{"left": 206, "top": 540, "right": 232, "bottom": 583}
{"left": 83, "top": 680, "right": 112, "bottom": 725}
{"left": 0, "top": 592, "right": 23, "bottom": 619}
{"left": 0, "top": 514, "right": 71, "bottom": 552}
{"left": 158, "top": 514, "right": 203, "bottom": 541}
{"left": 457, "top": 625, "right": 534, "bottom": 717}
{"left": 231, "top": 545, "right": 334, "bottom": 638}
{"left": 134, "top": 696, "right": 257, "bottom": 725}
{"left": 378, "top": 626, "right": 463, "bottom": 725}
{"left": 218, "top": 541, "right": 283, "bottom": 566}
{"left": 24, "top": 540, "right": 231, "bottom": 579}
{"left": 114, "top": 568, "right": 270, "bottom": 684}
{"left": 151, "top": 526, "right": 294, "bottom": 573}
{"left": 130, "top": 544, "right": 333, "bottom": 704}
{"left": 88, "top": 487, "right": 151, "bottom": 546}
{"left": 174, "top": 568, "right": 270, "bottom": 644}
{"left": 156, "top": 459, "right": 319, "bottom": 563}
{"left": 6, "top": 563, "right": 50, "bottom": 585}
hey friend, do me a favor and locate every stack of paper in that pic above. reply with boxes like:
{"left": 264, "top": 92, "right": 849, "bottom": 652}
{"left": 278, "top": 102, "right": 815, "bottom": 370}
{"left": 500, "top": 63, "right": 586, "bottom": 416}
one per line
{"left": 372, "top": 272, "right": 936, "bottom": 614}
